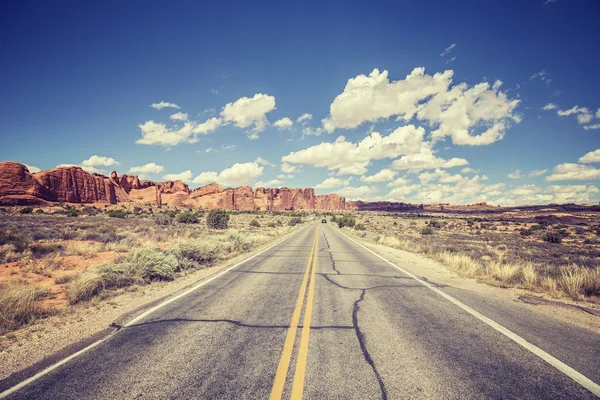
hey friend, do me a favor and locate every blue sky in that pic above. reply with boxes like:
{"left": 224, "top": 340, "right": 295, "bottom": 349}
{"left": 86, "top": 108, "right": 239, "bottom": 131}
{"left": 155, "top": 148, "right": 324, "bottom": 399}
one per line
{"left": 1, "top": 0, "right": 600, "bottom": 205}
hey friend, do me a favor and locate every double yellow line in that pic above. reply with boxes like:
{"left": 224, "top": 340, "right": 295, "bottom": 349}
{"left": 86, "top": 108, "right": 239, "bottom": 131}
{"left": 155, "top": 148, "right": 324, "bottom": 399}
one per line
{"left": 270, "top": 225, "right": 319, "bottom": 400}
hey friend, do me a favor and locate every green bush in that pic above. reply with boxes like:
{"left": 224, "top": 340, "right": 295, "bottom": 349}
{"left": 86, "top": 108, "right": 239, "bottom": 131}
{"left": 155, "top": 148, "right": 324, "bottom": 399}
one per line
{"left": 267, "top": 222, "right": 277, "bottom": 228}
{"left": 106, "top": 210, "right": 129, "bottom": 218}
{"left": 19, "top": 207, "right": 34, "bottom": 214}
{"left": 105, "top": 247, "right": 178, "bottom": 282}
{"left": 337, "top": 215, "right": 356, "bottom": 229}
{"left": 154, "top": 213, "right": 173, "bottom": 225}
{"left": 250, "top": 219, "right": 261, "bottom": 228}
{"left": 543, "top": 232, "right": 562, "bottom": 244}
{"left": 421, "top": 226, "right": 434, "bottom": 235}
{"left": 35, "top": 209, "right": 45, "bottom": 214}
{"left": 288, "top": 217, "right": 302, "bottom": 226}
{"left": 66, "top": 208, "right": 79, "bottom": 217}
{"left": 176, "top": 212, "right": 199, "bottom": 224}
{"left": 207, "top": 210, "right": 230, "bottom": 229}
{"left": 428, "top": 220, "right": 442, "bottom": 229}
{"left": 171, "top": 239, "right": 222, "bottom": 268}
{"left": 520, "top": 228, "right": 534, "bottom": 237}
{"left": 0, "top": 231, "right": 31, "bottom": 253}
{"left": 355, "top": 223, "right": 366, "bottom": 231}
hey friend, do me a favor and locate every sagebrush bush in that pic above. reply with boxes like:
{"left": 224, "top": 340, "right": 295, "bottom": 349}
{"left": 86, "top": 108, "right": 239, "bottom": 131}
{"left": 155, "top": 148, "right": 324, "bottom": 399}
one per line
{"left": 355, "top": 223, "right": 366, "bottom": 231}
{"left": 111, "top": 247, "right": 178, "bottom": 282}
{"left": 250, "top": 219, "right": 261, "bottom": 228}
{"left": 176, "top": 212, "right": 199, "bottom": 224}
{"left": 543, "top": 232, "right": 562, "bottom": 244}
{"left": 171, "top": 239, "right": 222, "bottom": 267}
{"left": 337, "top": 215, "right": 356, "bottom": 229}
{"left": 288, "top": 217, "right": 302, "bottom": 226}
{"left": 154, "top": 213, "right": 173, "bottom": 225}
{"left": 19, "top": 207, "right": 34, "bottom": 214}
{"left": 207, "top": 210, "right": 229, "bottom": 229}
{"left": 421, "top": 226, "right": 434, "bottom": 235}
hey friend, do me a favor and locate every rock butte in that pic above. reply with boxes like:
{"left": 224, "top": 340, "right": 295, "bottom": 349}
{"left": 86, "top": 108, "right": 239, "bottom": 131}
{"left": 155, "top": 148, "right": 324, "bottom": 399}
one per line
{"left": 0, "top": 162, "right": 346, "bottom": 211}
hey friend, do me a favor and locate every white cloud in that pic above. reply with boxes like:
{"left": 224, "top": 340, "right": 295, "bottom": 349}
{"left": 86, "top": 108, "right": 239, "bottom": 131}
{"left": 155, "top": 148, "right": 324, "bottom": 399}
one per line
{"left": 461, "top": 167, "right": 478, "bottom": 174}
{"left": 440, "top": 43, "right": 456, "bottom": 57}
{"left": 386, "top": 176, "right": 412, "bottom": 188}
{"left": 389, "top": 147, "right": 468, "bottom": 172}
{"left": 220, "top": 93, "right": 276, "bottom": 139}
{"left": 528, "top": 169, "right": 548, "bottom": 177}
{"left": 277, "top": 174, "right": 293, "bottom": 179}
{"left": 387, "top": 184, "right": 421, "bottom": 200}
{"left": 82, "top": 155, "right": 119, "bottom": 168}
{"left": 163, "top": 170, "right": 192, "bottom": 183}
{"left": 583, "top": 124, "right": 600, "bottom": 131}
{"left": 151, "top": 101, "right": 181, "bottom": 110}
{"left": 315, "top": 177, "right": 351, "bottom": 189}
{"left": 597, "top": 108, "right": 600, "bottom": 119}
{"left": 557, "top": 105, "right": 593, "bottom": 125}
{"left": 530, "top": 70, "right": 551, "bottom": 86}
{"left": 546, "top": 163, "right": 600, "bottom": 181}
{"left": 281, "top": 162, "right": 297, "bottom": 174}
{"left": 255, "top": 157, "right": 275, "bottom": 167}
{"left": 542, "top": 103, "right": 557, "bottom": 111}
{"left": 336, "top": 186, "right": 378, "bottom": 200}
{"left": 495, "top": 184, "right": 597, "bottom": 206}
{"left": 579, "top": 149, "right": 600, "bottom": 163}
{"left": 222, "top": 144, "right": 236, "bottom": 151}
{"left": 297, "top": 113, "right": 313, "bottom": 124}
{"left": 136, "top": 117, "right": 221, "bottom": 147}
{"left": 445, "top": 57, "right": 456, "bottom": 64}
{"left": 577, "top": 113, "right": 594, "bottom": 124}
{"left": 322, "top": 67, "right": 520, "bottom": 146}
{"left": 128, "top": 163, "right": 164, "bottom": 178}
{"left": 273, "top": 117, "right": 293, "bottom": 130}
{"left": 283, "top": 125, "right": 429, "bottom": 174}
{"left": 24, "top": 164, "right": 41, "bottom": 173}
{"left": 170, "top": 112, "right": 189, "bottom": 121}
{"left": 192, "top": 162, "right": 264, "bottom": 187}
{"left": 360, "top": 168, "right": 397, "bottom": 183}
{"left": 205, "top": 148, "right": 214, "bottom": 153}
{"left": 254, "top": 179, "right": 284, "bottom": 188}
{"left": 508, "top": 170, "right": 522, "bottom": 179}
{"left": 301, "top": 126, "right": 324, "bottom": 137}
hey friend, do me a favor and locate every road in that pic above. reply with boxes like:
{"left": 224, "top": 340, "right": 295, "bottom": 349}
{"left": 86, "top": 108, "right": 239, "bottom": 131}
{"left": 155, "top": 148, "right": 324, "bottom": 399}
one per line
{"left": 2, "top": 223, "right": 600, "bottom": 399}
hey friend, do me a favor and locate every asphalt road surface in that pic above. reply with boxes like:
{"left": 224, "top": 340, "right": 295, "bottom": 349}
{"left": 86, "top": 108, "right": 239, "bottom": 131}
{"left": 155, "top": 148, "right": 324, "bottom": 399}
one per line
{"left": 3, "top": 223, "right": 600, "bottom": 399}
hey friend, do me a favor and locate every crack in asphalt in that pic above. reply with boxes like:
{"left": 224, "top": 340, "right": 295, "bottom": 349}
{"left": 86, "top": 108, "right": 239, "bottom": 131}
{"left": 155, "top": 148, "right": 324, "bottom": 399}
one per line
{"left": 120, "top": 318, "right": 354, "bottom": 330}
{"left": 320, "top": 274, "right": 414, "bottom": 291}
{"left": 353, "top": 290, "right": 388, "bottom": 400}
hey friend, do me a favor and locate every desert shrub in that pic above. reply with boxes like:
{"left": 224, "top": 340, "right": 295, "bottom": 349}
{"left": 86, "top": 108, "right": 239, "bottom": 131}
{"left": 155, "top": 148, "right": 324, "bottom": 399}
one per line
{"left": 104, "top": 247, "right": 178, "bottom": 283}
{"left": 250, "top": 219, "right": 261, "bottom": 228}
{"left": 337, "top": 215, "right": 356, "bottom": 229}
{"left": 421, "top": 226, "right": 434, "bottom": 235}
{"left": 487, "top": 261, "right": 522, "bottom": 285}
{"left": 543, "top": 232, "right": 563, "bottom": 244}
{"left": 176, "top": 212, "right": 199, "bottom": 224}
{"left": 0, "top": 284, "right": 50, "bottom": 331}
{"left": 65, "top": 241, "right": 102, "bottom": 256}
{"left": 154, "top": 213, "right": 173, "bottom": 225}
{"left": 133, "top": 206, "right": 143, "bottom": 215}
{"left": 428, "top": 220, "right": 442, "bottom": 228}
{"left": 0, "top": 231, "right": 31, "bottom": 253}
{"left": 19, "top": 207, "right": 34, "bottom": 214}
{"left": 66, "top": 273, "right": 104, "bottom": 304}
{"left": 35, "top": 209, "right": 45, "bottom": 214}
{"left": 267, "top": 222, "right": 277, "bottom": 228}
{"left": 65, "top": 208, "right": 79, "bottom": 217}
{"left": 170, "top": 239, "right": 222, "bottom": 268}
{"left": 355, "top": 223, "right": 366, "bottom": 231}
{"left": 29, "top": 242, "right": 63, "bottom": 258}
{"left": 207, "top": 210, "right": 230, "bottom": 229}
{"left": 288, "top": 217, "right": 302, "bottom": 226}
{"left": 106, "top": 210, "right": 129, "bottom": 219}
{"left": 520, "top": 228, "right": 533, "bottom": 237}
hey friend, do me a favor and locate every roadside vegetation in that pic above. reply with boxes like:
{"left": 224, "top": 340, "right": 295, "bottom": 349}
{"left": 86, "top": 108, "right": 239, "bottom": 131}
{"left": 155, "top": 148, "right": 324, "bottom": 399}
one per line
{"left": 0, "top": 205, "right": 309, "bottom": 334}
{"left": 334, "top": 212, "right": 600, "bottom": 302}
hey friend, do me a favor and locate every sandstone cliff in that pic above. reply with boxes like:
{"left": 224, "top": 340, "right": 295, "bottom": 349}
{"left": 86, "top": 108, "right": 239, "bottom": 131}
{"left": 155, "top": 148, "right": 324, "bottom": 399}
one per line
{"left": 0, "top": 162, "right": 347, "bottom": 211}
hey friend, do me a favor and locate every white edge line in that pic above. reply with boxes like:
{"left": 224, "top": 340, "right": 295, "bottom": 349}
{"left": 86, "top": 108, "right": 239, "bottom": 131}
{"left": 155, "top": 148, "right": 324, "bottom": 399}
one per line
{"left": 0, "top": 224, "right": 310, "bottom": 399}
{"left": 337, "top": 229, "right": 600, "bottom": 398}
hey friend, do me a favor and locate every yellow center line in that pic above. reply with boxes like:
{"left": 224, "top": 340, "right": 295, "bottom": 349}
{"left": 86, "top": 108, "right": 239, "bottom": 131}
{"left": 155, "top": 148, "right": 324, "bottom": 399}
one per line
{"left": 269, "top": 225, "right": 318, "bottom": 400}
{"left": 290, "top": 225, "right": 319, "bottom": 399}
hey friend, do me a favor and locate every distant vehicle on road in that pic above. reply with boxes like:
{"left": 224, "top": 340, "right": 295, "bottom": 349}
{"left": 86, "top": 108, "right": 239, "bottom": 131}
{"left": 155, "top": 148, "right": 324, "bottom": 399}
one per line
{"left": 322, "top": 219, "right": 327, "bottom": 223}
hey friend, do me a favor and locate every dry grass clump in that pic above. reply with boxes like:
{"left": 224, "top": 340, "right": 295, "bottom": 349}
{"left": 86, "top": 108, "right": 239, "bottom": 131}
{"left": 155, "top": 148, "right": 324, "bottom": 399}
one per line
{"left": 0, "top": 284, "right": 50, "bottom": 332}
{"left": 487, "top": 261, "right": 522, "bottom": 286}
{"left": 434, "top": 251, "right": 481, "bottom": 278}
{"left": 66, "top": 273, "right": 104, "bottom": 304}
{"left": 64, "top": 241, "right": 102, "bottom": 256}
{"left": 376, "top": 235, "right": 423, "bottom": 253}
{"left": 170, "top": 238, "right": 222, "bottom": 268}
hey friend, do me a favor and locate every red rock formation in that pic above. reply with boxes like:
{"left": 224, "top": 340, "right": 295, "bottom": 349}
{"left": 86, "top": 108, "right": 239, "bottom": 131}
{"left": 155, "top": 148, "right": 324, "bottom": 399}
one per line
{"left": 0, "top": 162, "right": 349, "bottom": 210}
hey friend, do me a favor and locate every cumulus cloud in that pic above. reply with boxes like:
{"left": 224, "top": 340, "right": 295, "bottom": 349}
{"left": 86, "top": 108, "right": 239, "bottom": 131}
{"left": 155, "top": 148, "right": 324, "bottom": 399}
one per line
{"left": 579, "top": 149, "right": 600, "bottom": 163}
{"left": 255, "top": 157, "right": 275, "bottom": 167}
{"left": 273, "top": 117, "right": 293, "bottom": 130}
{"left": 163, "top": 170, "right": 193, "bottom": 183}
{"left": 508, "top": 170, "right": 522, "bottom": 179}
{"left": 389, "top": 147, "right": 468, "bottom": 172}
{"left": 315, "top": 177, "right": 351, "bottom": 189}
{"left": 281, "top": 162, "right": 297, "bottom": 174}
{"left": 583, "top": 124, "right": 600, "bottom": 131}
{"left": 542, "top": 103, "right": 557, "bottom": 110}
{"left": 220, "top": 93, "right": 276, "bottom": 139}
{"left": 79, "top": 155, "right": 119, "bottom": 174}
{"left": 322, "top": 67, "right": 520, "bottom": 146}
{"left": 254, "top": 179, "right": 284, "bottom": 188}
{"left": 24, "top": 164, "right": 41, "bottom": 173}
{"left": 557, "top": 105, "right": 590, "bottom": 117}
{"left": 297, "top": 113, "right": 313, "bottom": 124}
{"left": 170, "top": 112, "right": 189, "bottom": 121}
{"left": 528, "top": 169, "right": 548, "bottom": 177}
{"left": 283, "top": 125, "right": 429, "bottom": 175}
{"left": 386, "top": 176, "right": 412, "bottom": 188}
{"left": 335, "top": 186, "right": 378, "bottom": 200}
{"left": 136, "top": 117, "right": 222, "bottom": 147}
{"left": 192, "top": 162, "right": 264, "bottom": 187}
{"left": 546, "top": 163, "right": 600, "bottom": 181}
{"left": 461, "top": 167, "right": 478, "bottom": 174}
{"left": 360, "top": 168, "right": 397, "bottom": 183}
{"left": 128, "top": 163, "right": 164, "bottom": 178}
{"left": 151, "top": 102, "right": 181, "bottom": 110}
